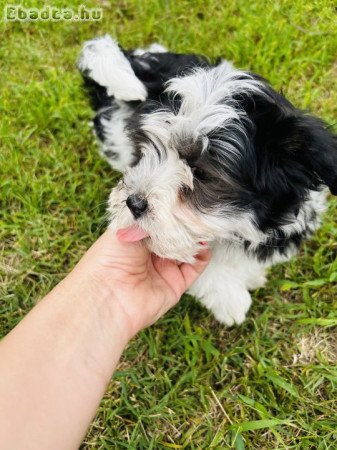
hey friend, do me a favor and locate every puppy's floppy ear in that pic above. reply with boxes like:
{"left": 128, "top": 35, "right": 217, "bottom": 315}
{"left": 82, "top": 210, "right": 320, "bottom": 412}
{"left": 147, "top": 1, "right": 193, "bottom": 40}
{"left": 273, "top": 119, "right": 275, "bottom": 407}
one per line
{"left": 242, "top": 78, "right": 337, "bottom": 196}
{"left": 292, "top": 115, "right": 337, "bottom": 195}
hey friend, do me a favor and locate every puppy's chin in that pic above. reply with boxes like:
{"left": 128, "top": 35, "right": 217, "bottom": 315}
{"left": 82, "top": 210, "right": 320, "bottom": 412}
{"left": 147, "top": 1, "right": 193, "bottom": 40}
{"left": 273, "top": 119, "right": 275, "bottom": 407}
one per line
{"left": 146, "top": 236, "right": 201, "bottom": 263}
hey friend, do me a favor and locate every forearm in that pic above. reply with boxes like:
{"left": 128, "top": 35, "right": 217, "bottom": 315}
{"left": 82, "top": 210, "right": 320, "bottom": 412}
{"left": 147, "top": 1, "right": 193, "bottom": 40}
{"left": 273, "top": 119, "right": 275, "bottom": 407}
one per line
{"left": 0, "top": 271, "right": 130, "bottom": 450}
{"left": 0, "top": 228, "right": 210, "bottom": 450}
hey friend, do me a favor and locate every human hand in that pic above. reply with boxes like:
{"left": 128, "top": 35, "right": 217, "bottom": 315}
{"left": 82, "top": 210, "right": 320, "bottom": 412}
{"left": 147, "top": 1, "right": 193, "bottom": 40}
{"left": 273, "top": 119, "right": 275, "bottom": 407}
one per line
{"left": 70, "top": 229, "right": 211, "bottom": 338}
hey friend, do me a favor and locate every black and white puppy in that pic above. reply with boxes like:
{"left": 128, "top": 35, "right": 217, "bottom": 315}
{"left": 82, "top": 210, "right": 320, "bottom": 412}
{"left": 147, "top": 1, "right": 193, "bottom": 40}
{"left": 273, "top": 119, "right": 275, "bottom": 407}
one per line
{"left": 78, "top": 35, "right": 337, "bottom": 326}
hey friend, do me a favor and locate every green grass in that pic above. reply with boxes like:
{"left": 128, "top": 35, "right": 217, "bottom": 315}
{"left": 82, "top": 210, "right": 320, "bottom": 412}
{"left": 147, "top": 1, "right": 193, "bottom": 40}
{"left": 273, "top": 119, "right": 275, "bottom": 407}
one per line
{"left": 1, "top": 0, "right": 337, "bottom": 448}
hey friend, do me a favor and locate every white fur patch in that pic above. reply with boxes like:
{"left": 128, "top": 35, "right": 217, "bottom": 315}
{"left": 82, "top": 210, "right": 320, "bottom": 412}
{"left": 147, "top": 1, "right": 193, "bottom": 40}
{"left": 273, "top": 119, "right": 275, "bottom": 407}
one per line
{"left": 97, "top": 102, "right": 135, "bottom": 172}
{"left": 188, "top": 243, "right": 267, "bottom": 326}
{"left": 132, "top": 42, "right": 168, "bottom": 56}
{"left": 78, "top": 34, "right": 147, "bottom": 101}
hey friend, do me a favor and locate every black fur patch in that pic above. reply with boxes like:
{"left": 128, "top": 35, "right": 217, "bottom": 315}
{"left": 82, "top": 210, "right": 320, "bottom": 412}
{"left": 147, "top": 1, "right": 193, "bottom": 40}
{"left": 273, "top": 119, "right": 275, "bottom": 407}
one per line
{"left": 82, "top": 76, "right": 112, "bottom": 111}
{"left": 125, "top": 51, "right": 210, "bottom": 101}
{"left": 244, "top": 230, "right": 304, "bottom": 262}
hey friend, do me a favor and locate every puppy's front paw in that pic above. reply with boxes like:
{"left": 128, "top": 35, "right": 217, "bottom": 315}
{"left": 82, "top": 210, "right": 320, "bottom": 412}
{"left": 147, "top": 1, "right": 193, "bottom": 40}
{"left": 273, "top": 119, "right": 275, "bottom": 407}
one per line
{"left": 207, "top": 288, "right": 252, "bottom": 326}
{"left": 246, "top": 270, "right": 267, "bottom": 290}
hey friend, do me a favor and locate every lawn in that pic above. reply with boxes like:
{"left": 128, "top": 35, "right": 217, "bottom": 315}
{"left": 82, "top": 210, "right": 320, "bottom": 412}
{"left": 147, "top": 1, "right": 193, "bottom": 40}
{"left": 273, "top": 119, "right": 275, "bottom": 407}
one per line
{"left": 1, "top": 0, "right": 337, "bottom": 448}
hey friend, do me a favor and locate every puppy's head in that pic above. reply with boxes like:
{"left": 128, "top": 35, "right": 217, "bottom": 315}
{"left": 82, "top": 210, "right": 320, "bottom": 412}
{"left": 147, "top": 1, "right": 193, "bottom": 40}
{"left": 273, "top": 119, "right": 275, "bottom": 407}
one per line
{"left": 109, "top": 63, "right": 337, "bottom": 262}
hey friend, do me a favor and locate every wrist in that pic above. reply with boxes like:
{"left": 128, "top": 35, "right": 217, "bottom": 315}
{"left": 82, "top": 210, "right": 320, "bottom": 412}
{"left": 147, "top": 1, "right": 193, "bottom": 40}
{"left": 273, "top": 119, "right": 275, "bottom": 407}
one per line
{"left": 63, "top": 270, "right": 134, "bottom": 344}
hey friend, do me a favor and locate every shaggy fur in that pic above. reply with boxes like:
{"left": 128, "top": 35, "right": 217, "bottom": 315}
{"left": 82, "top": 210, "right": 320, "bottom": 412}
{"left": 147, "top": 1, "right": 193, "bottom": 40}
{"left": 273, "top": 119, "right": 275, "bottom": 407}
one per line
{"left": 78, "top": 35, "right": 337, "bottom": 326}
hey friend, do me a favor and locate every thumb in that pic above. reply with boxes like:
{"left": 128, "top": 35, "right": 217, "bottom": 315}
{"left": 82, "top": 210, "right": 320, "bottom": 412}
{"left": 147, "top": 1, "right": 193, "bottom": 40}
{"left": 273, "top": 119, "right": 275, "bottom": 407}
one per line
{"left": 180, "top": 248, "right": 211, "bottom": 289}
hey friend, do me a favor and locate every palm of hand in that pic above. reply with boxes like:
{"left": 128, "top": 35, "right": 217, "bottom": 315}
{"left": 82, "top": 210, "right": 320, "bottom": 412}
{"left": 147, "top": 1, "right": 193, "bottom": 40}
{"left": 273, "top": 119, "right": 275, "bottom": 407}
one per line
{"left": 77, "top": 230, "right": 210, "bottom": 335}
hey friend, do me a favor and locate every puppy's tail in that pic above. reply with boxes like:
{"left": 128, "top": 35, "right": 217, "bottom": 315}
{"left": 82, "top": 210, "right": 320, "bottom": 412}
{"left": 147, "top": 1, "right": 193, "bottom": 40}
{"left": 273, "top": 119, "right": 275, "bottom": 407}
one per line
{"left": 78, "top": 35, "right": 147, "bottom": 102}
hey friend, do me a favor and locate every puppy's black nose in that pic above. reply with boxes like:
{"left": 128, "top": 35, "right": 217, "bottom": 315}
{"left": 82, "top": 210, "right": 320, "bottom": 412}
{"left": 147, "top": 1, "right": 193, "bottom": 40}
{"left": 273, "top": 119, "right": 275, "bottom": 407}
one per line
{"left": 126, "top": 194, "right": 148, "bottom": 219}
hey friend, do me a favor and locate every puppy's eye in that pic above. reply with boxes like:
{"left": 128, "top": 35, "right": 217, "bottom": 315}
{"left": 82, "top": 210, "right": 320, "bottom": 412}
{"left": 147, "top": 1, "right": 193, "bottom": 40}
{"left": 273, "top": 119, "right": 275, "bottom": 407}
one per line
{"left": 192, "top": 167, "right": 207, "bottom": 181}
